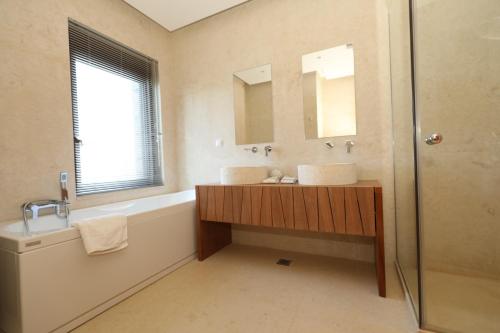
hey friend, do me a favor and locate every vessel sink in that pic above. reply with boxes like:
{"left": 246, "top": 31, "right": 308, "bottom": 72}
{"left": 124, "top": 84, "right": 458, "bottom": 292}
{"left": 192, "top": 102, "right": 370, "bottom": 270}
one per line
{"left": 220, "top": 166, "right": 268, "bottom": 185}
{"left": 297, "top": 163, "right": 357, "bottom": 185}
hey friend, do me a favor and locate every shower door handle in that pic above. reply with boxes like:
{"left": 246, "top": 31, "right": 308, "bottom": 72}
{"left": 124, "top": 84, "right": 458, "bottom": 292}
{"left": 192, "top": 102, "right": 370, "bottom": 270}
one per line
{"left": 425, "top": 133, "right": 443, "bottom": 145}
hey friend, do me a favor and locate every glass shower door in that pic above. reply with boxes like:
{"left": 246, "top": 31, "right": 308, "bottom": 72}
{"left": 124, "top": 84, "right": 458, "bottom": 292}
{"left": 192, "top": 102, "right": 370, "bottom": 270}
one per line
{"left": 389, "top": 0, "right": 420, "bottom": 319}
{"left": 412, "top": 0, "right": 500, "bottom": 332}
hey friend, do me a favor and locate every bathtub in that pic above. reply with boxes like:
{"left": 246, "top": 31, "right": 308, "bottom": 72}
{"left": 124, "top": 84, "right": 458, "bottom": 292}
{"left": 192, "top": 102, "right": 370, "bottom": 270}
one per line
{"left": 0, "top": 190, "right": 197, "bottom": 333}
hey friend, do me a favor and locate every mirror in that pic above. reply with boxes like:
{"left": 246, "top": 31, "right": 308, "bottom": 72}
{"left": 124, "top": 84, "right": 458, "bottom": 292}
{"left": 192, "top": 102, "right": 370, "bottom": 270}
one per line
{"left": 302, "top": 44, "right": 357, "bottom": 139}
{"left": 233, "top": 64, "right": 274, "bottom": 145}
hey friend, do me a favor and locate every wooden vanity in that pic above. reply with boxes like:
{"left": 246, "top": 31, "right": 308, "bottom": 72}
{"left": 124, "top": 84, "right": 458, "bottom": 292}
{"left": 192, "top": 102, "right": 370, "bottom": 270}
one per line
{"left": 195, "top": 180, "right": 385, "bottom": 297}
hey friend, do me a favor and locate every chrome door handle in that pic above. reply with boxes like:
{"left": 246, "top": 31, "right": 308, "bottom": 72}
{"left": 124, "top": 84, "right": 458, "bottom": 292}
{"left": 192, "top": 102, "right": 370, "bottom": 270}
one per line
{"left": 425, "top": 133, "right": 443, "bottom": 145}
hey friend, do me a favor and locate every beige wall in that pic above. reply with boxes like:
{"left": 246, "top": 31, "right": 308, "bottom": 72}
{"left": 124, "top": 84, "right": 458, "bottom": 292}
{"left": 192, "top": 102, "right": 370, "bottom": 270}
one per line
{"left": 0, "top": 0, "right": 176, "bottom": 222}
{"left": 170, "top": 0, "right": 395, "bottom": 263}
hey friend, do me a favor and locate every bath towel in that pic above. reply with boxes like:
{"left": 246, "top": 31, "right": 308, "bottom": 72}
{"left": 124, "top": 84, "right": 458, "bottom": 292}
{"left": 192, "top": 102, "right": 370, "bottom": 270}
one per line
{"left": 73, "top": 215, "right": 128, "bottom": 255}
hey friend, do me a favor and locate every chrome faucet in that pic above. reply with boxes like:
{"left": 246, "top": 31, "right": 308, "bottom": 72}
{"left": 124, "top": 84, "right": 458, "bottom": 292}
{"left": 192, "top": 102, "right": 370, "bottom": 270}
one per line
{"left": 345, "top": 140, "right": 355, "bottom": 153}
{"left": 21, "top": 172, "right": 71, "bottom": 234}
{"left": 244, "top": 146, "right": 258, "bottom": 153}
{"left": 264, "top": 145, "right": 272, "bottom": 157}
{"left": 22, "top": 200, "right": 70, "bottom": 234}
{"left": 325, "top": 141, "right": 335, "bottom": 149}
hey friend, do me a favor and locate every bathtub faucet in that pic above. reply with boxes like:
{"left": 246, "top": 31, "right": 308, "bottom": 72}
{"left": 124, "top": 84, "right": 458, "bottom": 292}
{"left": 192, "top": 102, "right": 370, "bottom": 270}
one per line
{"left": 22, "top": 200, "right": 70, "bottom": 234}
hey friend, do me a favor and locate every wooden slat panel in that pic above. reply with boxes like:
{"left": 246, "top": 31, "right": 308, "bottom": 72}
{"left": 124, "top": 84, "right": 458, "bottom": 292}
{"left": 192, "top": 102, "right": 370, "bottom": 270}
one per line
{"left": 303, "top": 187, "right": 318, "bottom": 232}
{"left": 318, "top": 187, "right": 334, "bottom": 232}
{"left": 345, "top": 187, "right": 363, "bottom": 235}
{"left": 329, "top": 187, "right": 346, "bottom": 234}
{"left": 357, "top": 187, "right": 375, "bottom": 236}
{"left": 260, "top": 187, "right": 273, "bottom": 227}
{"left": 198, "top": 184, "right": 376, "bottom": 236}
{"left": 206, "top": 186, "right": 216, "bottom": 221}
{"left": 280, "top": 187, "right": 294, "bottom": 229}
{"left": 250, "top": 187, "right": 263, "bottom": 226}
{"left": 241, "top": 187, "right": 252, "bottom": 225}
{"left": 214, "top": 186, "right": 225, "bottom": 221}
{"left": 293, "top": 187, "right": 308, "bottom": 230}
{"left": 198, "top": 186, "right": 208, "bottom": 220}
{"left": 231, "top": 186, "right": 243, "bottom": 224}
{"left": 271, "top": 187, "right": 285, "bottom": 228}
{"left": 222, "top": 186, "right": 233, "bottom": 223}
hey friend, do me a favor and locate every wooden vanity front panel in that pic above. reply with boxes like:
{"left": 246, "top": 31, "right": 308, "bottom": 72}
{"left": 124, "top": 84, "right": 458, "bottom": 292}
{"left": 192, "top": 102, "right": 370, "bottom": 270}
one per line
{"left": 260, "top": 187, "right": 273, "bottom": 227}
{"left": 357, "top": 187, "right": 376, "bottom": 236}
{"left": 222, "top": 187, "right": 233, "bottom": 223}
{"left": 231, "top": 186, "right": 243, "bottom": 224}
{"left": 197, "top": 183, "right": 376, "bottom": 237}
{"left": 250, "top": 187, "right": 262, "bottom": 226}
{"left": 318, "top": 187, "right": 334, "bottom": 233}
{"left": 271, "top": 188, "right": 286, "bottom": 228}
{"left": 280, "top": 187, "right": 294, "bottom": 229}
{"left": 241, "top": 187, "right": 252, "bottom": 225}
{"left": 293, "top": 187, "right": 308, "bottom": 230}
{"left": 329, "top": 187, "right": 346, "bottom": 234}
{"left": 303, "top": 187, "right": 319, "bottom": 232}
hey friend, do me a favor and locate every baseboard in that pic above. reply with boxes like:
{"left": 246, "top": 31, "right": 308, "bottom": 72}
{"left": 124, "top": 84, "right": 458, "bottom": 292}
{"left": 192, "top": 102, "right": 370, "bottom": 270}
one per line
{"left": 53, "top": 253, "right": 196, "bottom": 333}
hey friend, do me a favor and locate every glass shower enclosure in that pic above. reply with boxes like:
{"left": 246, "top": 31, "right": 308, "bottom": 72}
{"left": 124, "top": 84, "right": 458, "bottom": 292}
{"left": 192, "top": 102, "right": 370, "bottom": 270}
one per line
{"left": 389, "top": 0, "right": 500, "bottom": 332}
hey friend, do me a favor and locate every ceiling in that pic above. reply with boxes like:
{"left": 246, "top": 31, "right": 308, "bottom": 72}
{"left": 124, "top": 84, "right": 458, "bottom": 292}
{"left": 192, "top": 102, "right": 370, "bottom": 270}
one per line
{"left": 123, "top": 0, "right": 250, "bottom": 31}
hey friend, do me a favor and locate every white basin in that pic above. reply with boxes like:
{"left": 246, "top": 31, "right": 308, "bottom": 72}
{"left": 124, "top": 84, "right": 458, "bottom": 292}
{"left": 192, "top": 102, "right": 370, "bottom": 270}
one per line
{"left": 220, "top": 166, "right": 268, "bottom": 185}
{"left": 298, "top": 163, "right": 357, "bottom": 185}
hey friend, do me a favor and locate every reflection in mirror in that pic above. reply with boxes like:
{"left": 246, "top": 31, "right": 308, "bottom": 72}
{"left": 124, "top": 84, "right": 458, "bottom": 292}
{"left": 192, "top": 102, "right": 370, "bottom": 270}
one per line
{"left": 233, "top": 64, "right": 273, "bottom": 145}
{"left": 302, "top": 44, "right": 357, "bottom": 139}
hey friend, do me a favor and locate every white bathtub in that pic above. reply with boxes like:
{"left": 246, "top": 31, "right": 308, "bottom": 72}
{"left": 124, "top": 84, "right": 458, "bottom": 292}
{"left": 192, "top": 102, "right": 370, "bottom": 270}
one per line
{"left": 0, "top": 190, "right": 197, "bottom": 333}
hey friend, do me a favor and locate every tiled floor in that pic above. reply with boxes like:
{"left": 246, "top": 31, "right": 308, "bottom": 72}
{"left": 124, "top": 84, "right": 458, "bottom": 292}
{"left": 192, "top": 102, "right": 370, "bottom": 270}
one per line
{"left": 73, "top": 245, "right": 417, "bottom": 333}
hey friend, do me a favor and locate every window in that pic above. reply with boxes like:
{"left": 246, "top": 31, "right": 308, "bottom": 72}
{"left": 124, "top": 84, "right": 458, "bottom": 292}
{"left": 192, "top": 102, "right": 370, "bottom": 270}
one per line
{"left": 68, "top": 20, "right": 163, "bottom": 196}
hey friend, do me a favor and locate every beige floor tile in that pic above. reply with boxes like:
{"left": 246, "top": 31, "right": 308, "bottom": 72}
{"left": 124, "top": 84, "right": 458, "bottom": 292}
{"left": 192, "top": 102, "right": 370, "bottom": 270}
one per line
{"left": 72, "top": 245, "right": 417, "bottom": 333}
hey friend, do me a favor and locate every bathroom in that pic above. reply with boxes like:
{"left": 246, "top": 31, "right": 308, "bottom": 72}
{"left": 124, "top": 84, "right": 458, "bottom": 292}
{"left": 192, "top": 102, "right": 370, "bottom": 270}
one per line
{"left": 0, "top": 0, "right": 498, "bottom": 332}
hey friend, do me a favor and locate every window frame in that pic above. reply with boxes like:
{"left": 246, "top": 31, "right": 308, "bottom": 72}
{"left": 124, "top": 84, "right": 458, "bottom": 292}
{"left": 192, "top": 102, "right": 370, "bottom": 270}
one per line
{"left": 68, "top": 19, "right": 164, "bottom": 196}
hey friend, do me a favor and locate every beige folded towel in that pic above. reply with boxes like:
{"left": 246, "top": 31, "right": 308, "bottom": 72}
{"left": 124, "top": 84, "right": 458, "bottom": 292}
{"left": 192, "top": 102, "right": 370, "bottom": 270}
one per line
{"left": 73, "top": 215, "right": 128, "bottom": 255}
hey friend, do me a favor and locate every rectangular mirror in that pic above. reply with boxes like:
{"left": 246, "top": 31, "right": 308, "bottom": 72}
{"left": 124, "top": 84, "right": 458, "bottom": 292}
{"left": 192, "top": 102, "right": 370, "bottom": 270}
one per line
{"left": 302, "top": 44, "right": 357, "bottom": 139}
{"left": 233, "top": 64, "right": 274, "bottom": 145}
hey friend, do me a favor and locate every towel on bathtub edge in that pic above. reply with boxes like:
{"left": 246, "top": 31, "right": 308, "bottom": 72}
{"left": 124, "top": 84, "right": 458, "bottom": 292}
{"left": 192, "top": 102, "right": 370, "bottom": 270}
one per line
{"left": 72, "top": 214, "right": 128, "bottom": 255}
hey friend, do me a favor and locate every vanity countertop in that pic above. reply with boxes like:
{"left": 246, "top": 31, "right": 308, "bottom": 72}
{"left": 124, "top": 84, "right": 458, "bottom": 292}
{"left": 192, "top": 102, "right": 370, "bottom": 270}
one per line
{"left": 200, "top": 180, "right": 381, "bottom": 188}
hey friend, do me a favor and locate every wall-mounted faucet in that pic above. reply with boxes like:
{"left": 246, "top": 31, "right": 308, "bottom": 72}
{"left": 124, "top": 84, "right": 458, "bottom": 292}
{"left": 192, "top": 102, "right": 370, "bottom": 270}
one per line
{"left": 345, "top": 140, "right": 355, "bottom": 153}
{"left": 264, "top": 145, "right": 272, "bottom": 157}
{"left": 244, "top": 146, "right": 258, "bottom": 153}
{"left": 325, "top": 141, "right": 335, "bottom": 149}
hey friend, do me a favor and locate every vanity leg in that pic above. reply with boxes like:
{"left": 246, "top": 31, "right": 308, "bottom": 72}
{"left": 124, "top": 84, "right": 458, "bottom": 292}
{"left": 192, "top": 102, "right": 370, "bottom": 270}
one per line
{"left": 197, "top": 220, "right": 232, "bottom": 261}
{"left": 374, "top": 187, "right": 386, "bottom": 297}
{"left": 196, "top": 187, "right": 232, "bottom": 261}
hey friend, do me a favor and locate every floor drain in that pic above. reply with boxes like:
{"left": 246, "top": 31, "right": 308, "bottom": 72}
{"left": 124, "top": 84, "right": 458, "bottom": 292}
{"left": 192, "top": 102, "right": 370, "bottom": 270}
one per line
{"left": 276, "top": 258, "right": 292, "bottom": 266}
